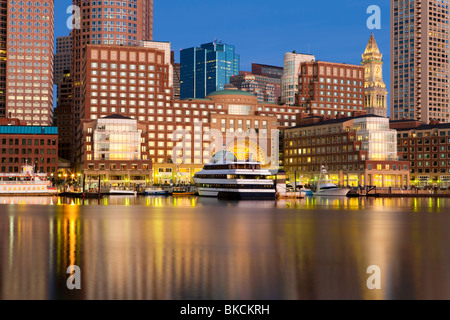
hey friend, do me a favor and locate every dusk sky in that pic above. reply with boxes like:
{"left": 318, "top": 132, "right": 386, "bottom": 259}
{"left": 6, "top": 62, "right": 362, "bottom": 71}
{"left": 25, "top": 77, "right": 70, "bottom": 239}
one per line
{"left": 54, "top": 0, "right": 390, "bottom": 106}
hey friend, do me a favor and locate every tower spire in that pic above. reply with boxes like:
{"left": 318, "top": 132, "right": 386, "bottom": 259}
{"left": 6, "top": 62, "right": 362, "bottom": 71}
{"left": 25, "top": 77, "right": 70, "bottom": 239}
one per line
{"left": 364, "top": 33, "right": 381, "bottom": 56}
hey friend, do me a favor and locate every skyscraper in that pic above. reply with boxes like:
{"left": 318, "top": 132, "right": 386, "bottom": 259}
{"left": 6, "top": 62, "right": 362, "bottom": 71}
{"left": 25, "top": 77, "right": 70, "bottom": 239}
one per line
{"left": 252, "top": 63, "right": 283, "bottom": 102}
{"left": 391, "top": 0, "right": 450, "bottom": 123}
{"left": 4, "top": 0, "right": 54, "bottom": 126}
{"left": 180, "top": 41, "right": 240, "bottom": 99}
{"left": 70, "top": 0, "right": 153, "bottom": 165}
{"left": 281, "top": 51, "right": 315, "bottom": 105}
{"left": 54, "top": 35, "right": 72, "bottom": 86}
{"left": 362, "top": 33, "right": 388, "bottom": 118}
{"left": 0, "top": 0, "right": 6, "bottom": 119}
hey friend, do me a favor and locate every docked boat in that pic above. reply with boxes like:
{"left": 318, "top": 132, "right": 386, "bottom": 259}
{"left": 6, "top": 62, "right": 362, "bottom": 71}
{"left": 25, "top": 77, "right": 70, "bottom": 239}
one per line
{"left": 108, "top": 188, "right": 137, "bottom": 196}
{"left": 172, "top": 186, "right": 196, "bottom": 196}
{"left": 0, "top": 164, "right": 57, "bottom": 195}
{"left": 193, "top": 151, "right": 276, "bottom": 200}
{"left": 145, "top": 187, "right": 168, "bottom": 196}
{"left": 295, "top": 185, "right": 313, "bottom": 196}
{"left": 313, "top": 166, "right": 349, "bottom": 197}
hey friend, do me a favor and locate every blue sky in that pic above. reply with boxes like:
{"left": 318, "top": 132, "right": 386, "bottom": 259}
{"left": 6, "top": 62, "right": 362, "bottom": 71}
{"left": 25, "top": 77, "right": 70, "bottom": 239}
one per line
{"left": 54, "top": 0, "right": 390, "bottom": 104}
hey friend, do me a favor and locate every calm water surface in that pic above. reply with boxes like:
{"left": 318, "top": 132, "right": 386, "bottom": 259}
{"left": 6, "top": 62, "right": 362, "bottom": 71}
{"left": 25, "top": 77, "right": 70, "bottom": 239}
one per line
{"left": 0, "top": 195, "right": 449, "bottom": 300}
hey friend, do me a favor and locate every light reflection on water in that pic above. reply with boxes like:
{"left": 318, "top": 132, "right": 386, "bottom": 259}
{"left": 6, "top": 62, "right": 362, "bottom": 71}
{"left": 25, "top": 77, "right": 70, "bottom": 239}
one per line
{"left": 0, "top": 195, "right": 449, "bottom": 300}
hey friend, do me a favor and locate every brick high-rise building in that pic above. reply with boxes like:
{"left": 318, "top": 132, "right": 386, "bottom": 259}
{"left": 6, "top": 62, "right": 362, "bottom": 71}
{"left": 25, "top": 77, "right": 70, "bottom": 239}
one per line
{"left": 5, "top": 0, "right": 54, "bottom": 126}
{"left": 229, "top": 72, "right": 275, "bottom": 103}
{"left": 71, "top": 0, "right": 154, "bottom": 166}
{"left": 252, "top": 63, "right": 283, "bottom": 102}
{"left": 54, "top": 70, "right": 73, "bottom": 163}
{"left": 296, "top": 61, "right": 366, "bottom": 117}
{"left": 391, "top": 0, "right": 450, "bottom": 123}
{"left": 54, "top": 35, "right": 72, "bottom": 86}
{"left": 0, "top": 0, "right": 6, "bottom": 119}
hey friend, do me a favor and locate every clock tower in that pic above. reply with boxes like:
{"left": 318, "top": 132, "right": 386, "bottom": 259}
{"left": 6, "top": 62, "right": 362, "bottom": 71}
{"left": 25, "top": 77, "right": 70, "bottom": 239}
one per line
{"left": 362, "top": 33, "right": 388, "bottom": 117}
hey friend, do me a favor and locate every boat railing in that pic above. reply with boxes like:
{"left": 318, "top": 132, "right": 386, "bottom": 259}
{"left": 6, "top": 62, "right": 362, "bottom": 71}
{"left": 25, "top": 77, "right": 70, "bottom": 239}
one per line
{"left": 0, "top": 180, "right": 48, "bottom": 185}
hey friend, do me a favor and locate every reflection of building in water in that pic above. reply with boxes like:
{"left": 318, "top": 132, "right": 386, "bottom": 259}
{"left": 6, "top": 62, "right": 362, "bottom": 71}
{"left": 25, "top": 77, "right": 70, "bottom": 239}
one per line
{"left": 0, "top": 211, "right": 50, "bottom": 299}
{"left": 81, "top": 207, "right": 286, "bottom": 299}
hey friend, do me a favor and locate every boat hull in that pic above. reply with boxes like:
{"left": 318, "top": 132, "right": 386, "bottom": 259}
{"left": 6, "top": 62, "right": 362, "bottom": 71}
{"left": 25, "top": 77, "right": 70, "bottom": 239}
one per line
{"left": 145, "top": 190, "right": 168, "bottom": 196}
{"left": 218, "top": 191, "right": 276, "bottom": 200}
{"left": 198, "top": 188, "right": 276, "bottom": 200}
{"left": 172, "top": 192, "right": 196, "bottom": 196}
{"left": 313, "top": 189, "right": 350, "bottom": 197}
{"left": 108, "top": 190, "right": 137, "bottom": 196}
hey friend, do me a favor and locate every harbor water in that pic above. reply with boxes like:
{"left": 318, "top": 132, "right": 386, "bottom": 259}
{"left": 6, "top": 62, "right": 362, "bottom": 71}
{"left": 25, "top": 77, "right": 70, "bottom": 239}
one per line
{"left": 0, "top": 195, "right": 449, "bottom": 300}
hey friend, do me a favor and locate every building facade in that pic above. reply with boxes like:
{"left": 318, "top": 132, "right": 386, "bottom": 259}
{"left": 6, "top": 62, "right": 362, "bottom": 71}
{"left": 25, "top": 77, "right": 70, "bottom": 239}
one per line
{"left": 251, "top": 63, "right": 283, "bottom": 102}
{"left": 180, "top": 41, "right": 240, "bottom": 99}
{"left": 171, "top": 51, "right": 180, "bottom": 100}
{"left": 362, "top": 33, "right": 388, "bottom": 118}
{"left": 54, "top": 35, "right": 72, "bottom": 86}
{"left": 281, "top": 51, "right": 315, "bottom": 105}
{"left": 284, "top": 114, "right": 409, "bottom": 188}
{"left": 229, "top": 72, "right": 275, "bottom": 103}
{"left": 5, "top": 0, "right": 54, "bottom": 126}
{"left": 76, "top": 44, "right": 172, "bottom": 172}
{"left": 71, "top": 0, "right": 154, "bottom": 167}
{"left": 296, "top": 61, "right": 366, "bottom": 117}
{"left": 0, "top": 0, "right": 6, "bottom": 119}
{"left": 0, "top": 118, "right": 58, "bottom": 175}
{"left": 81, "top": 115, "right": 152, "bottom": 189}
{"left": 54, "top": 70, "right": 73, "bottom": 163}
{"left": 391, "top": 0, "right": 450, "bottom": 123}
{"left": 391, "top": 119, "right": 450, "bottom": 189}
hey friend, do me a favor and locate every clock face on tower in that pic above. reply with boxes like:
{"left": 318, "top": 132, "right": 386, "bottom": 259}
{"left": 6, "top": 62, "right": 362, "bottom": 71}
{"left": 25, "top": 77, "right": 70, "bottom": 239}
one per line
{"left": 375, "top": 66, "right": 380, "bottom": 75}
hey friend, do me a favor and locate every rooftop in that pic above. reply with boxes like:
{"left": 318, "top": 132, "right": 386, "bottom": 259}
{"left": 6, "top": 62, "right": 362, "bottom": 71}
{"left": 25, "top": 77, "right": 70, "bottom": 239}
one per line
{"left": 101, "top": 114, "right": 133, "bottom": 120}
{"left": 206, "top": 89, "right": 256, "bottom": 98}
{"left": 287, "top": 114, "right": 386, "bottom": 130}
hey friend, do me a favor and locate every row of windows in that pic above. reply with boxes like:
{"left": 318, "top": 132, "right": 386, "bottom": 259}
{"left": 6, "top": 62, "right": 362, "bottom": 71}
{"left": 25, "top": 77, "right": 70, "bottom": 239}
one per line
{"left": 1, "top": 166, "right": 56, "bottom": 173}
{"left": 1, "top": 138, "right": 56, "bottom": 145}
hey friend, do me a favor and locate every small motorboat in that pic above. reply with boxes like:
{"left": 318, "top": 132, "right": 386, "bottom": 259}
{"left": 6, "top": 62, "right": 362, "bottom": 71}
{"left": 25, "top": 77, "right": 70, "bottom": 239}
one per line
{"left": 172, "top": 186, "right": 196, "bottom": 196}
{"left": 295, "top": 184, "right": 313, "bottom": 196}
{"left": 145, "top": 187, "right": 168, "bottom": 196}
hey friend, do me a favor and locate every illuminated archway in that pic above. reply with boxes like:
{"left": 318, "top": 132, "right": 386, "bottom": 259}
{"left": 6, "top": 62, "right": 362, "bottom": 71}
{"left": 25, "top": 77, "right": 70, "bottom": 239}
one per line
{"left": 225, "top": 138, "right": 268, "bottom": 165}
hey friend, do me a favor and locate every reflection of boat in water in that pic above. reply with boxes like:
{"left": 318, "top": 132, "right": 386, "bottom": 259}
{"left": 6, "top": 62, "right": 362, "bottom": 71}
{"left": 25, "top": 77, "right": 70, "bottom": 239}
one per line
{"left": 0, "top": 164, "right": 57, "bottom": 195}
{"left": 193, "top": 151, "right": 276, "bottom": 200}
{"left": 172, "top": 186, "right": 196, "bottom": 196}
{"left": 314, "top": 166, "right": 349, "bottom": 197}
{"left": 145, "top": 187, "right": 168, "bottom": 196}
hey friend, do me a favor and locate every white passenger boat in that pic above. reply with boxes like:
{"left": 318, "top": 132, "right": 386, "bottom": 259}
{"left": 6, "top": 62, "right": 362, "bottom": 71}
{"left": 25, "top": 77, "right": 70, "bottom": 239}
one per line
{"left": 313, "top": 166, "right": 350, "bottom": 197}
{"left": 0, "top": 164, "right": 57, "bottom": 195}
{"left": 193, "top": 151, "right": 276, "bottom": 200}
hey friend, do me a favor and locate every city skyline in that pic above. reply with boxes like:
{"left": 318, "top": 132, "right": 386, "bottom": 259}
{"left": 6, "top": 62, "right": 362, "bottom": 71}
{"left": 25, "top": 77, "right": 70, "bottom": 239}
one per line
{"left": 53, "top": 0, "right": 392, "bottom": 109}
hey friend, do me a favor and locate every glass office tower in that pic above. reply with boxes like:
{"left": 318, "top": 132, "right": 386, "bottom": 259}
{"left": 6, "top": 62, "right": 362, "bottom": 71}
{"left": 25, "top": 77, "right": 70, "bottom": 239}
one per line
{"left": 180, "top": 41, "right": 240, "bottom": 99}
